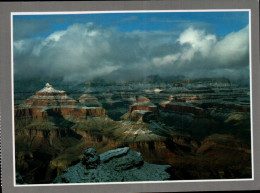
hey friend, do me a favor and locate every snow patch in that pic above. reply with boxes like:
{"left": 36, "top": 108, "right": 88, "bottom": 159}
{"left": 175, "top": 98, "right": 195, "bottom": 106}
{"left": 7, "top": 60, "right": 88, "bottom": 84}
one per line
{"left": 38, "top": 83, "right": 65, "bottom": 93}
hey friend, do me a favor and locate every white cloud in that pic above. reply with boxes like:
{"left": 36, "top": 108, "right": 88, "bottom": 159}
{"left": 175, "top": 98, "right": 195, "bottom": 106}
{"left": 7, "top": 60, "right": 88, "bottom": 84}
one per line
{"left": 152, "top": 54, "right": 180, "bottom": 67}
{"left": 14, "top": 40, "right": 25, "bottom": 53}
{"left": 213, "top": 25, "right": 249, "bottom": 65}
{"left": 178, "top": 27, "right": 217, "bottom": 61}
{"left": 32, "top": 30, "right": 66, "bottom": 56}
{"left": 48, "top": 30, "right": 66, "bottom": 42}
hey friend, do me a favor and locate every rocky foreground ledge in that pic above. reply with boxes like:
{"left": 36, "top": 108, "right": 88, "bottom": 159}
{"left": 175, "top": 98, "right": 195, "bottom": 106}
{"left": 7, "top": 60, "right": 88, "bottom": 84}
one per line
{"left": 53, "top": 147, "right": 171, "bottom": 183}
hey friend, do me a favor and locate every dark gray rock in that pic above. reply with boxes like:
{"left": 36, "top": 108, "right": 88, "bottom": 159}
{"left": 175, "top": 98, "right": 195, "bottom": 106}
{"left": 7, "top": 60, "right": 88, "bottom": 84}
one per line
{"left": 100, "top": 147, "right": 144, "bottom": 172}
{"left": 81, "top": 148, "right": 100, "bottom": 169}
{"left": 53, "top": 147, "right": 171, "bottom": 183}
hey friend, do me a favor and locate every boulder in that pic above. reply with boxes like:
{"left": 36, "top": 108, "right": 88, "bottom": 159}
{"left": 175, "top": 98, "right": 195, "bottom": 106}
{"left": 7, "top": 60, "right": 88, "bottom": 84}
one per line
{"left": 53, "top": 147, "right": 171, "bottom": 183}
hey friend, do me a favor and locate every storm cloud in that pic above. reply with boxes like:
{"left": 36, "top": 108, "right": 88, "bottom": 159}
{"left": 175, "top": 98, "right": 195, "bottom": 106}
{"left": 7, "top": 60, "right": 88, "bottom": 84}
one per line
{"left": 13, "top": 21, "right": 250, "bottom": 83}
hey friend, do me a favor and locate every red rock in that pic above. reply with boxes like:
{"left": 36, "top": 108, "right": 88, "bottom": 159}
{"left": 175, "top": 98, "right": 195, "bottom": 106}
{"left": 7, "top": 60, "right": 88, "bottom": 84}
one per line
{"left": 78, "top": 93, "right": 102, "bottom": 107}
{"left": 137, "top": 96, "right": 151, "bottom": 103}
{"left": 160, "top": 101, "right": 204, "bottom": 116}
{"left": 15, "top": 83, "right": 107, "bottom": 119}
{"left": 129, "top": 96, "right": 157, "bottom": 113}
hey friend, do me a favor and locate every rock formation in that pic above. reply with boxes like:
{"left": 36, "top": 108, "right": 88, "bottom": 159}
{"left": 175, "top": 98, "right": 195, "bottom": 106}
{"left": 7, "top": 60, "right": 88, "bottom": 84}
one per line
{"left": 53, "top": 147, "right": 171, "bottom": 183}
{"left": 160, "top": 96, "right": 204, "bottom": 116}
{"left": 15, "top": 83, "right": 107, "bottom": 120}
{"left": 129, "top": 96, "right": 157, "bottom": 113}
{"left": 121, "top": 96, "right": 157, "bottom": 122}
{"left": 78, "top": 93, "right": 102, "bottom": 107}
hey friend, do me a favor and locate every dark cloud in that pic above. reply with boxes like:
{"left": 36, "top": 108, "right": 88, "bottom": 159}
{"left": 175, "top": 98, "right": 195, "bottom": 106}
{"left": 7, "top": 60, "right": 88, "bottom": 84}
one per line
{"left": 13, "top": 22, "right": 250, "bottom": 84}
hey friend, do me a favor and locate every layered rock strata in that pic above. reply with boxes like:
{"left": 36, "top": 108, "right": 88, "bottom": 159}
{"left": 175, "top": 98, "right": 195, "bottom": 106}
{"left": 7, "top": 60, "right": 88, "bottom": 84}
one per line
{"left": 78, "top": 93, "right": 102, "bottom": 107}
{"left": 160, "top": 96, "right": 204, "bottom": 116}
{"left": 15, "top": 83, "right": 106, "bottom": 119}
{"left": 129, "top": 96, "right": 157, "bottom": 113}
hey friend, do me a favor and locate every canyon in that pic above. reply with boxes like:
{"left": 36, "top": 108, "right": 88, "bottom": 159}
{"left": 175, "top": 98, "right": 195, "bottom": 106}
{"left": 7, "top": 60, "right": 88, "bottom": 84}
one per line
{"left": 14, "top": 80, "right": 252, "bottom": 184}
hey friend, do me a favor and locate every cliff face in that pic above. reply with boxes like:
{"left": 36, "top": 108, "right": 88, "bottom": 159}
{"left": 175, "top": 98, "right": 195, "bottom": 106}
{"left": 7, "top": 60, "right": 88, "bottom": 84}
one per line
{"left": 160, "top": 99, "right": 204, "bottom": 116}
{"left": 15, "top": 107, "right": 49, "bottom": 119}
{"left": 78, "top": 93, "right": 102, "bottom": 107}
{"left": 129, "top": 96, "right": 157, "bottom": 113}
{"left": 15, "top": 103, "right": 107, "bottom": 119}
{"left": 53, "top": 147, "right": 171, "bottom": 183}
{"left": 59, "top": 107, "right": 107, "bottom": 117}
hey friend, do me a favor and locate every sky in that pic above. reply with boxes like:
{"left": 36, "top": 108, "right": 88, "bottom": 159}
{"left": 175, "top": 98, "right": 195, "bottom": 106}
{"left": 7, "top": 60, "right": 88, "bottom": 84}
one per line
{"left": 13, "top": 11, "right": 250, "bottom": 84}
